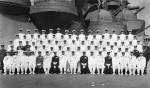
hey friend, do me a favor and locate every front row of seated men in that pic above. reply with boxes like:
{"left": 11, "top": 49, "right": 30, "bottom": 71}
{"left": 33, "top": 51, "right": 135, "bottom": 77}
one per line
{"left": 3, "top": 50, "right": 146, "bottom": 76}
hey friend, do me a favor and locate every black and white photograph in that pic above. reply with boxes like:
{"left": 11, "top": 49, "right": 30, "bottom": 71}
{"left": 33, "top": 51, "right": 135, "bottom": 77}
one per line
{"left": 0, "top": 0, "right": 150, "bottom": 88}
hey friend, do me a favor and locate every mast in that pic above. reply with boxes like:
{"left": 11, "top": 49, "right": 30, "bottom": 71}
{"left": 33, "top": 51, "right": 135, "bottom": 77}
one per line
{"left": 97, "top": 0, "right": 101, "bottom": 24}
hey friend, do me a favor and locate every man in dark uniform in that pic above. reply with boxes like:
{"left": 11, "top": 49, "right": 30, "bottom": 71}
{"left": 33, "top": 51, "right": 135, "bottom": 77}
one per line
{"left": 35, "top": 51, "right": 44, "bottom": 74}
{"left": 80, "top": 52, "right": 89, "bottom": 74}
{"left": 0, "top": 45, "right": 6, "bottom": 73}
{"left": 25, "top": 47, "right": 32, "bottom": 57}
{"left": 23, "top": 41, "right": 31, "bottom": 51}
{"left": 104, "top": 52, "right": 112, "bottom": 74}
{"left": 17, "top": 41, "right": 24, "bottom": 50}
{"left": 9, "top": 45, "right": 15, "bottom": 56}
{"left": 133, "top": 46, "right": 140, "bottom": 58}
{"left": 51, "top": 52, "right": 60, "bottom": 74}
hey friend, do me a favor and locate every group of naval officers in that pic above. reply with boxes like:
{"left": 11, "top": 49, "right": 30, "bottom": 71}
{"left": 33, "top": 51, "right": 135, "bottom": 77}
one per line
{"left": 1, "top": 28, "right": 147, "bottom": 76}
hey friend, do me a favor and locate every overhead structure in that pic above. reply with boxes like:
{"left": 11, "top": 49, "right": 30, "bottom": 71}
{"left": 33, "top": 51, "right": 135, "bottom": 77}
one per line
{"left": 30, "top": 0, "right": 78, "bottom": 33}
{"left": 0, "top": 0, "right": 30, "bottom": 15}
{"left": 84, "top": 0, "right": 146, "bottom": 36}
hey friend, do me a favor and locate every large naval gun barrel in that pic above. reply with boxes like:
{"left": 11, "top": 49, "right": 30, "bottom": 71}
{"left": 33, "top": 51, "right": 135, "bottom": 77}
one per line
{"left": 134, "top": 7, "right": 145, "bottom": 15}
{"left": 30, "top": 0, "right": 77, "bottom": 33}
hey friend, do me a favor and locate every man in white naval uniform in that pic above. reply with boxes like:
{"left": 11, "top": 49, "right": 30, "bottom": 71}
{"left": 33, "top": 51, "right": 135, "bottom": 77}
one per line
{"left": 116, "top": 36, "right": 121, "bottom": 47}
{"left": 70, "top": 51, "right": 78, "bottom": 74}
{"left": 59, "top": 51, "right": 67, "bottom": 74}
{"left": 7, "top": 40, "right": 14, "bottom": 51}
{"left": 12, "top": 52, "right": 21, "bottom": 75}
{"left": 47, "top": 29, "right": 53, "bottom": 40}
{"left": 113, "top": 42, "right": 118, "bottom": 53}
{"left": 75, "top": 37, "right": 81, "bottom": 48}
{"left": 33, "top": 29, "right": 39, "bottom": 40}
{"left": 96, "top": 30, "right": 102, "bottom": 41}
{"left": 119, "top": 30, "right": 126, "bottom": 42}
{"left": 103, "top": 29, "right": 109, "bottom": 40}
{"left": 80, "top": 41, "right": 87, "bottom": 52}
{"left": 64, "top": 30, "right": 69, "bottom": 41}
{"left": 109, "top": 35, "right": 114, "bottom": 46}
{"left": 53, "top": 41, "right": 59, "bottom": 52}
{"left": 40, "top": 45, "right": 47, "bottom": 57}
{"left": 18, "top": 28, "right": 25, "bottom": 40}
{"left": 40, "top": 30, "right": 46, "bottom": 40}
{"left": 57, "top": 46, "right": 62, "bottom": 57}
{"left": 14, "top": 35, "right": 21, "bottom": 50}
{"left": 98, "top": 41, "right": 103, "bottom": 51}
{"left": 88, "top": 52, "right": 96, "bottom": 74}
{"left": 132, "top": 36, "right": 138, "bottom": 46}
{"left": 106, "top": 42, "right": 111, "bottom": 52}
{"left": 128, "top": 52, "right": 137, "bottom": 75}
{"left": 112, "top": 30, "right": 117, "bottom": 41}
{"left": 137, "top": 41, "right": 143, "bottom": 53}
{"left": 86, "top": 46, "right": 91, "bottom": 57}
{"left": 120, "top": 52, "right": 128, "bottom": 75}
{"left": 137, "top": 53, "right": 146, "bottom": 76}
{"left": 96, "top": 51, "right": 105, "bottom": 74}
{"left": 128, "top": 31, "right": 134, "bottom": 41}
{"left": 62, "top": 40, "right": 69, "bottom": 52}
{"left": 28, "top": 52, "right": 36, "bottom": 74}
{"left": 120, "top": 42, "right": 126, "bottom": 52}
{"left": 112, "top": 53, "right": 120, "bottom": 75}
{"left": 30, "top": 35, "right": 36, "bottom": 45}
{"left": 124, "top": 36, "right": 130, "bottom": 47}
{"left": 3, "top": 52, "right": 13, "bottom": 75}
{"left": 93, "top": 35, "right": 98, "bottom": 46}
{"left": 65, "top": 47, "right": 71, "bottom": 73}
{"left": 26, "top": 30, "right": 31, "bottom": 41}
{"left": 102, "top": 47, "right": 107, "bottom": 58}
{"left": 76, "top": 47, "right": 82, "bottom": 73}
{"left": 87, "top": 30, "right": 93, "bottom": 42}
{"left": 43, "top": 51, "right": 51, "bottom": 74}
{"left": 128, "top": 41, "right": 134, "bottom": 52}
{"left": 67, "top": 35, "right": 72, "bottom": 45}
{"left": 70, "top": 40, "right": 76, "bottom": 52}
{"left": 79, "top": 29, "right": 85, "bottom": 41}
{"left": 55, "top": 28, "right": 62, "bottom": 42}
{"left": 71, "top": 30, "right": 77, "bottom": 41}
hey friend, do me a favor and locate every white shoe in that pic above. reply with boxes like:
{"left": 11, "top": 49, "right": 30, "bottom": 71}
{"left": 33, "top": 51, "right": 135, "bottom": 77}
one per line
{"left": 12, "top": 73, "right": 14, "bottom": 75}
{"left": 9, "top": 73, "right": 12, "bottom": 75}
{"left": 33, "top": 72, "right": 35, "bottom": 74}
{"left": 25, "top": 73, "right": 27, "bottom": 74}
{"left": 74, "top": 73, "right": 76, "bottom": 74}
{"left": 3, "top": 73, "right": 6, "bottom": 75}
{"left": 64, "top": 72, "right": 66, "bottom": 74}
{"left": 17, "top": 73, "right": 19, "bottom": 75}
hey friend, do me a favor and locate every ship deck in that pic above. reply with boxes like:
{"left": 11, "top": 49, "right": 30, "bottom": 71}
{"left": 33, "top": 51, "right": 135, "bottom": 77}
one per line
{"left": 0, "top": 74, "right": 150, "bottom": 88}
